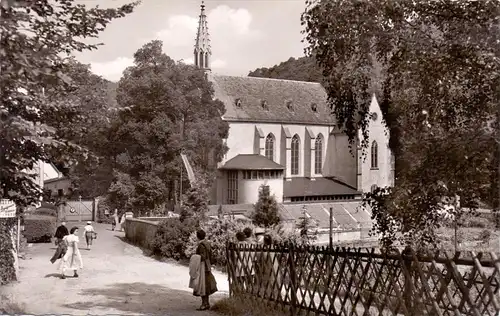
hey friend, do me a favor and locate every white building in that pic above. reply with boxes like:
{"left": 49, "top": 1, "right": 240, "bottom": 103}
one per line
{"left": 192, "top": 2, "right": 393, "bottom": 207}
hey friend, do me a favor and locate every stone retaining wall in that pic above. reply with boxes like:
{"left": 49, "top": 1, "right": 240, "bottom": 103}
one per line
{"left": 124, "top": 218, "right": 159, "bottom": 250}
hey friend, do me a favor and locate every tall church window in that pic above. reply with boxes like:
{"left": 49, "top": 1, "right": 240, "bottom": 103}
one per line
{"left": 265, "top": 133, "right": 275, "bottom": 161}
{"left": 291, "top": 135, "right": 300, "bottom": 175}
{"left": 198, "top": 52, "right": 205, "bottom": 68}
{"left": 314, "top": 134, "right": 323, "bottom": 174}
{"left": 227, "top": 171, "right": 238, "bottom": 204}
{"left": 371, "top": 141, "right": 378, "bottom": 169}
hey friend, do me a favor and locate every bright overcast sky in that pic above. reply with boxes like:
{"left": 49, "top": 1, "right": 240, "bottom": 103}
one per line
{"left": 73, "top": 0, "right": 309, "bottom": 82}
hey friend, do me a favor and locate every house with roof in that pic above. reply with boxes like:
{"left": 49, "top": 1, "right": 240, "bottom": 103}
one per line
{"left": 192, "top": 2, "right": 393, "bottom": 237}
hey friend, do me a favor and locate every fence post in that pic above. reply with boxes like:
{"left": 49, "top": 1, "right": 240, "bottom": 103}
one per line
{"left": 329, "top": 207, "right": 333, "bottom": 249}
{"left": 289, "top": 244, "right": 297, "bottom": 316}
{"left": 226, "top": 241, "right": 232, "bottom": 297}
{"left": 402, "top": 247, "right": 413, "bottom": 313}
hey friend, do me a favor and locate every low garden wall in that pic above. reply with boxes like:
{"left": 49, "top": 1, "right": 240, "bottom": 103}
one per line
{"left": 124, "top": 218, "right": 159, "bottom": 250}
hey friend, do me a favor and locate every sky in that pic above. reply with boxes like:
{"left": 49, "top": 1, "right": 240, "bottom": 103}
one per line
{"left": 74, "top": 0, "right": 309, "bottom": 82}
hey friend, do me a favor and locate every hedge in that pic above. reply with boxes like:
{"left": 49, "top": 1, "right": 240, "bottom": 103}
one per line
{"left": 24, "top": 215, "right": 56, "bottom": 243}
{"left": 0, "top": 218, "right": 17, "bottom": 285}
{"left": 32, "top": 207, "right": 57, "bottom": 217}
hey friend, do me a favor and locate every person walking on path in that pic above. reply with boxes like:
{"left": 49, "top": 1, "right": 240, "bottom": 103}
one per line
{"left": 50, "top": 235, "right": 68, "bottom": 264}
{"left": 59, "top": 226, "right": 83, "bottom": 279}
{"left": 54, "top": 222, "right": 69, "bottom": 246}
{"left": 193, "top": 229, "right": 218, "bottom": 311}
{"left": 111, "top": 209, "right": 118, "bottom": 231}
{"left": 83, "top": 221, "right": 96, "bottom": 250}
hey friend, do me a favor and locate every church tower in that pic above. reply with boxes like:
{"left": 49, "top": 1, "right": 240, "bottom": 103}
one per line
{"left": 194, "top": 1, "right": 211, "bottom": 71}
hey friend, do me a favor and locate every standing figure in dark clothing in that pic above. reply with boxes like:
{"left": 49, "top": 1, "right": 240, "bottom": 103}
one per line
{"left": 243, "top": 227, "right": 254, "bottom": 242}
{"left": 194, "top": 229, "right": 218, "bottom": 311}
{"left": 54, "top": 222, "right": 69, "bottom": 245}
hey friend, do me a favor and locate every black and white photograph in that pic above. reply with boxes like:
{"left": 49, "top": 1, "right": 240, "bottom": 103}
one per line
{"left": 0, "top": 0, "right": 499, "bottom": 315}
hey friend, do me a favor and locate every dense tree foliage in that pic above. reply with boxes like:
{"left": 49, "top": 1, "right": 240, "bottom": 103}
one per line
{"left": 252, "top": 185, "right": 281, "bottom": 228}
{"left": 302, "top": 0, "right": 500, "bottom": 248}
{"left": 180, "top": 178, "right": 209, "bottom": 223}
{"left": 248, "top": 56, "right": 322, "bottom": 82}
{"left": 59, "top": 59, "right": 120, "bottom": 199}
{"left": 0, "top": 0, "right": 137, "bottom": 207}
{"left": 105, "top": 40, "right": 228, "bottom": 215}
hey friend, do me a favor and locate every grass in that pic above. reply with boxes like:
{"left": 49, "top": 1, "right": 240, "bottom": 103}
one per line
{"left": 211, "top": 296, "right": 289, "bottom": 316}
{"left": 0, "top": 294, "right": 25, "bottom": 314}
{"left": 436, "top": 227, "right": 500, "bottom": 252}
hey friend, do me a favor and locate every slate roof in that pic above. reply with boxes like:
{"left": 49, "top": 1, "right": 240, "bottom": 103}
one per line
{"left": 220, "top": 154, "right": 285, "bottom": 170}
{"left": 206, "top": 202, "right": 371, "bottom": 229}
{"left": 210, "top": 74, "right": 335, "bottom": 125}
{"left": 207, "top": 203, "right": 295, "bottom": 222}
{"left": 282, "top": 202, "right": 372, "bottom": 229}
{"left": 283, "top": 177, "right": 361, "bottom": 197}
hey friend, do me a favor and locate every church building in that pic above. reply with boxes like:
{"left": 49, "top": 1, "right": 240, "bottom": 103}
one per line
{"left": 193, "top": 2, "right": 393, "bottom": 213}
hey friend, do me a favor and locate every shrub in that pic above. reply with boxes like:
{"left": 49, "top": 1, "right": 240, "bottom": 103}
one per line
{"left": 152, "top": 218, "right": 198, "bottom": 260}
{"left": 463, "top": 217, "right": 490, "bottom": 228}
{"left": 185, "top": 219, "right": 303, "bottom": 269}
{"left": 23, "top": 215, "right": 56, "bottom": 243}
{"left": 0, "top": 219, "right": 17, "bottom": 285}
{"left": 479, "top": 229, "right": 492, "bottom": 243}
{"left": 32, "top": 207, "right": 57, "bottom": 217}
{"left": 252, "top": 185, "right": 281, "bottom": 228}
{"left": 186, "top": 219, "right": 257, "bottom": 268}
{"left": 493, "top": 212, "right": 500, "bottom": 229}
{"left": 264, "top": 224, "right": 308, "bottom": 246}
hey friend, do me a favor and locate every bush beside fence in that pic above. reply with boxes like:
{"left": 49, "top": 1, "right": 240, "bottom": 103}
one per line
{"left": 0, "top": 219, "right": 17, "bottom": 285}
{"left": 227, "top": 243, "right": 500, "bottom": 316}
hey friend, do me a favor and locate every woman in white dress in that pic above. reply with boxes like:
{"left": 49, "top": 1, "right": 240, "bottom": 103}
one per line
{"left": 59, "top": 226, "right": 83, "bottom": 279}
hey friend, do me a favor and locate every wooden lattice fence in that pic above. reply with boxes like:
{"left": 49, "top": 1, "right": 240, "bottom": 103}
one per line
{"left": 226, "top": 243, "right": 500, "bottom": 316}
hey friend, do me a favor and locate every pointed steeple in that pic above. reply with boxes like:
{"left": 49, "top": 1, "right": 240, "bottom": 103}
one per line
{"left": 194, "top": 1, "right": 211, "bottom": 71}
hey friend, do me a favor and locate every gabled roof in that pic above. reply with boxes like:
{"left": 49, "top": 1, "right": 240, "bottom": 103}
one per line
{"left": 220, "top": 154, "right": 285, "bottom": 170}
{"left": 283, "top": 177, "right": 361, "bottom": 197}
{"left": 210, "top": 74, "right": 335, "bottom": 125}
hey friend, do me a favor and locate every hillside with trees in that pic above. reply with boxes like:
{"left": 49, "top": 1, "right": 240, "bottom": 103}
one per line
{"left": 248, "top": 56, "right": 323, "bottom": 83}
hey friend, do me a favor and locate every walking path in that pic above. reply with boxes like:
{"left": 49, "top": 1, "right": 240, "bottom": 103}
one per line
{"left": 0, "top": 223, "right": 229, "bottom": 315}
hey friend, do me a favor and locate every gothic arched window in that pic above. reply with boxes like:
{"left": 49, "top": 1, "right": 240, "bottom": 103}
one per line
{"left": 291, "top": 135, "right": 300, "bottom": 175}
{"left": 314, "top": 134, "right": 323, "bottom": 174}
{"left": 199, "top": 52, "right": 204, "bottom": 68}
{"left": 265, "top": 133, "right": 275, "bottom": 161}
{"left": 371, "top": 141, "right": 378, "bottom": 169}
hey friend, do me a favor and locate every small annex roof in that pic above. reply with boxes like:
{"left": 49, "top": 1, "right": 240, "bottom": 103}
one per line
{"left": 209, "top": 74, "right": 335, "bottom": 125}
{"left": 220, "top": 154, "right": 285, "bottom": 170}
{"left": 284, "top": 177, "right": 361, "bottom": 197}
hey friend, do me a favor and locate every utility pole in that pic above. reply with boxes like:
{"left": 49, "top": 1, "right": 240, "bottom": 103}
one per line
{"left": 179, "top": 114, "right": 185, "bottom": 207}
{"left": 329, "top": 207, "right": 333, "bottom": 249}
{"left": 78, "top": 195, "right": 82, "bottom": 223}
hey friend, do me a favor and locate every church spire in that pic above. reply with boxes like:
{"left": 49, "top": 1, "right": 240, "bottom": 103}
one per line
{"left": 194, "top": 1, "right": 211, "bottom": 71}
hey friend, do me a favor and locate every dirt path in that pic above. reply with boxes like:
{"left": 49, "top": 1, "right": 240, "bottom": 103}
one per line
{"left": 0, "top": 223, "right": 229, "bottom": 315}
